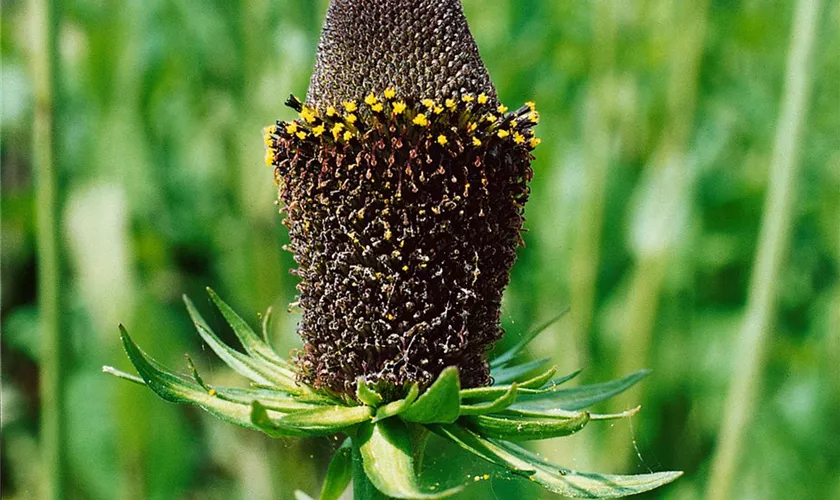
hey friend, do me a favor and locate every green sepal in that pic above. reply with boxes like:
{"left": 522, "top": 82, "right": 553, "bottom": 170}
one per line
{"left": 459, "top": 383, "right": 518, "bottom": 416}
{"left": 490, "top": 308, "right": 569, "bottom": 368}
{"left": 491, "top": 357, "right": 551, "bottom": 385}
{"left": 205, "top": 288, "right": 290, "bottom": 369}
{"left": 511, "top": 370, "right": 650, "bottom": 412}
{"left": 119, "top": 325, "right": 281, "bottom": 430}
{"left": 489, "top": 438, "right": 683, "bottom": 498}
{"left": 251, "top": 401, "right": 372, "bottom": 437}
{"left": 374, "top": 384, "right": 419, "bottom": 422}
{"left": 401, "top": 367, "right": 461, "bottom": 424}
{"left": 357, "top": 378, "right": 384, "bottom": 407}
{"left": 319, "top": 438, "right": 353, "bottom": 500}
{"left": 357, "top": 420, "right": 463, "bottom": 499}
{"left": 184, "top": 295, "right": 296, "bottom": 389}
{"left": 460, "top": 411, "right": 590, "bottom": 441}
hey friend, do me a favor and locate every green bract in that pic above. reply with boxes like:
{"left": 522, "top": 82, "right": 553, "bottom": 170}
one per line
{"left": 107, "top": 289, "right": 682, "bottom": 499}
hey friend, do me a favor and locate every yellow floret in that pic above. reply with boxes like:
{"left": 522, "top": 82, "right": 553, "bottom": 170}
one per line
{"left": 343, "top": 130, "right": 353, "bottom": 141}
{"left": 497, "top": 104, "right": 509, "bottom": 114}
{"left": 331, "top": 123, "right": 345, "bottom": 138}
{"left": 461, "top": 94, "right": 475, "bottom": 103}
{"left": 484, "top": 113, "right": 496, "bottom": 123}
{"left": 296, "top": 131, "right": 307, "bottom": 140}
{"left": 421, "top": 98, "right": 435, "bottom": 109}
{"left": 478, "top": 93, "right": 489, "bottom": 104}
{"left": 445, "top": 98, "right": 457, "bottom": 109}
{"left": 312, "top": 124, "right": 325, "bottom": 137}
{"left": 467, "top": 122, "right": 478, "bottom": 133}
{"left": 372, "top": 102, "right": 384, "bottom": 112}
{"left": 472, "top": 137, "right": 482, "bottom": 146}
{"left": 529, "top": 137, "right": 542, "bottom": 148}
{"left": 326, "top": 106, "right": 337, "bottom": 117}
{"left": 529, "top": 111, "right": 540, "bottom": 123}
{"left": 526, "top": 101, "right": 536, "bottom": 110}
{"left": 392, "top": 101, "right": 407, "bottom": 114}
{"left": 343, "top": 100, "right": 357, "bottom": 112}
{"left": 365, "top": 93, "right": 378, "bottom": 106}
{"left": 285, "top": 122, "right": 298, "bottom": 134}
{"left": 437, "top": 135, "right": 448, "bottom": 145}
{"left": 497, "top": 129, "right": 510, "bottom": 138}
{"left": 513, "top": 132, "right": 525, "bottom": 144}
{"left": 264, "top": 150, "right": 274, "bottom": 165}
{"left": 345, "top": 114, "right": 357, "bottom": 124}
{"left": 433, "top": 105, "right": 444, "bottom": 114}
{"left": 413, "top": 114, "right": 428, "bottom": 127}
{"left": 384, "top": 87, "right": 396, "bottom": 99}
{"left": 300, "top": 107, "right": 317, "bottom": 123}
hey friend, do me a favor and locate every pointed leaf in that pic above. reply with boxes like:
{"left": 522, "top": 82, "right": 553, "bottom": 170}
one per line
{"left": 119, "top": 325, "right": 285, "bottom": 430}
{"left": 373, "top": 384, "right": 419, "bottom": 421}
{"left": 490, "top": 308, "right": 569, "bottom": 368}
{"left": 319, "top": 439, "right": 353, "bottom": 500}
{"left": 427, "top": 424, "right": 535, "bottom": 476}
{"left": 504, "top": 405, "right": 641, "bottom": 421}
{"left": 460, "top": 382, "right": 546, "bottom": 402}
{"left": 356, "top": 378, "right": 384, "bottom": 407}
{"left": 102, "top": 365, "right": 145, "bottom": 385}
{"left": 402, "top": 367, "right": 461, "bottom": 424}
{"left": 294, "top": 492, "right": 315, "bottom": 500}
{"left": 512, "top": 370, "right": 651, "bottom": 412}
{"left": 491, "top": 358, "right": 551, "bottom": 385}
{"left": 205, "top": 288, "right": 290, "bottom": 369}
{"left": 490, "top": 438, "right": 683, "bottom": 498}
{"left": 459, "top": 384, "right": 518, "bottom": 416}
{"left": 461, "top": 412, "right": 590, "bottom": 441}
{"left": 251, "top": 401, "right": 372, "bottom": 437}
{"left": 358, "top": 420, "right": 462, "bottom": 499}
{"left": 184, "top": 296, "right": 292, "bottom": 387}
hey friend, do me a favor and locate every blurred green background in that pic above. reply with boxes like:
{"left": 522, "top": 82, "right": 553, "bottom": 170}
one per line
{"left": 2, "top": 0, "right": 839, "bottom": 499}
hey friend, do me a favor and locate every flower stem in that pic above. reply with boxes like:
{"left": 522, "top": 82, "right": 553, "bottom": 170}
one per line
{"left": 352, "top": 438, "right": 390, "bottom": 500}
{"left": 30, "top": 0, "right": 65, "bottom": 498}
{"left": 706, "top": 0, "right": 821, "bottom": 498}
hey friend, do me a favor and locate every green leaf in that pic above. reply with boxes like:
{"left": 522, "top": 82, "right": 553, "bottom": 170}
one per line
{"left": 357, "top": 420, "right": 462, "bottom": 499}
{"left": 511, "top": 370, "right": 650, "bottom": 412}
{"left": 402, "top": 367, "right": 461, "bottom": 424}
{"left": 491, "top": 357, "right": 551, "bottom": 385}
{"left": 357, "top": 378, "right": 384, "bottom": 407}
{"left": 374, "top": 384, "right": 419, "bottom": 421}
{"left": 294, "top": 491, "right": 315, "bottom": 500}
{"left": 459, "top": 383, "right": 518, "bottom": 416}
{"left": 119, "top": 324, "right": 281, "bottom": 430}
{"left": 460, "top": 382, "right": 546, "bottom": 402}
{"left": 427, "top": 424, "right": 535, "bottom": 476}
{"left": 251, "top": 401, "right": 372, "bottom": 437}
{"left": 184, "top": 296, "right": 295, "bottom": 388}
{"left": 490, "top": 438, "right": 683, "bottom": 498}
{"left": 461, "top": 412, "right": 590, "bottom": 441}
{"left": 211, "top": 386, "right": 324, "bottom": 412}
{"left": 319, "top": 439, "right": 353, "bottom": 500}
{"left": 490, "top": 308, "right": 570, "bottom": 368}
{"left": 102, "top": 365, "right": 145, "bottom": 385}
{"left": 204, "top": 288, "right": 291, "bottom": 370}
{"left": 504, "top": 405, "right": 641, "bottom": 421}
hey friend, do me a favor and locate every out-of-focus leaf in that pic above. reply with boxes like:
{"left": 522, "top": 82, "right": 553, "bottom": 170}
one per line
{"left": 402, "top": 367, "right": 461, "bottom": 424}
{"left": 511, "top": 370, "right": 650, "bottom": 412}
{"left": 357, "top": 420, "right": 462, "bottom": 499}
{"left": 461, "top": 411, "right": 590, "bottom": 441}
{"left": 319, "top": 438, "right": 353, "bottom": 500}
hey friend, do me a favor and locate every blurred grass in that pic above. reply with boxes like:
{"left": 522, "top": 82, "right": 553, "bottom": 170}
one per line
{"left": 2, "top": 1, "right": 839, "bottom": 499}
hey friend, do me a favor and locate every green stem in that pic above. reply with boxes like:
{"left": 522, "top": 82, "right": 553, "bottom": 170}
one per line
{"left": 352, "top": 438, "right": 390, "bottom": 500}
{"left": 30, "top": 0, "right": 64, "bottom": 498}
{"left": 706, "top": 0, "right": 821, "bottom": 498}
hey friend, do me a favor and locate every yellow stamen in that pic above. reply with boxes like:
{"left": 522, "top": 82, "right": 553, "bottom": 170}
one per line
{"left": 484, "top": 113, "right": 496, "bottom": 123}
{"left": 477, "top": 93, "right": 489, "bottom": 104}
{"left": 513, "top": 132, "right": 525, "bottom": 144}
{"left": 526, "top": 101, "right": 536, "bottom": 110}
{"left": 300, "top": 107, "right": 316, "bottom": 123}
{"left": 384, "top": 87, "right": 396, "bottom": 99}
{"left": 497, "top": 129, "right": 510, "bottom": 138}
{"left": 312, "top": 124, "right": 325, "bottom": 137}
{"left": 371, "top": 102, "right": 384, "bottom": 113}
{"left": 529, "top": 137, "right": 542, "bottom": 148}
{"left": 445, "top": 98, "right": 457, "bottom": 109}
{"left": 392, "top": 101, "right": 407, "bottom": 114}
{"left": 343, "top": 130, "right": 353, "bottom": 141}
{"left": 472, "top": 137, "right": 482, "bottom": 146}
{"left": 331, "top": 123, "right": 345, "bottom": 138}
{"left": 421, "top": 98, "right": 435, "bottom": 109}
{"left": 497, "top": 104, "right": 508, "bottom": 114}
{"left": 413, "top": 114, "right": 428, "bottom": 127}
{"left": 437, "top": 135, "right": 448, "bottom": 145}
{"left": 461, "top": 94, "right": 475, "bottom": 103}
{"left": 365, "top": 92, "right": 378, "bottom": 106}
{"left": 529, "top": 111, "right": 540, "bottom": 123}
{"left": 433, "top": 105, "right": 444, "bottom": 114}
{"left": 285, "top": 122, "right": 298, "bottom": 134}
{"left": 296, "top": 131, "right": 307, "bottom": 140}
{"left": 345, "top": 114, "right": 357, "bottom": 124}
{"left": 343, "top": 100, "right": 358, "bottom": 112}
{"left": 326, "top": 106, "right": 337, "bottom": 117}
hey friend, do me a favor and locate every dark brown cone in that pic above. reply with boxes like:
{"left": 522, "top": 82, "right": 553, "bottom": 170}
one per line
{"left": 307, "top": 0, "right": 497, "bottom": 109}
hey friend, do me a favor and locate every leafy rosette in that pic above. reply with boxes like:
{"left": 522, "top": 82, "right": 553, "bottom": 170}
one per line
{"left": 107, "top": 290, "right": 681, "bottom": 499}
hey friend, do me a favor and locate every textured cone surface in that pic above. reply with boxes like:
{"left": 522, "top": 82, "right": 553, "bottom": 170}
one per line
{"left": 307, "top": 0, "right": 496, "bottom": 109}
{"left": 266, "top": 0, "right": 540, "bottom": 401}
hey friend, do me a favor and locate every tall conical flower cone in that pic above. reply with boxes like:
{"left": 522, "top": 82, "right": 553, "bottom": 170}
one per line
{"left": 265, "top": 0, "right": 540, "bottom": 400}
